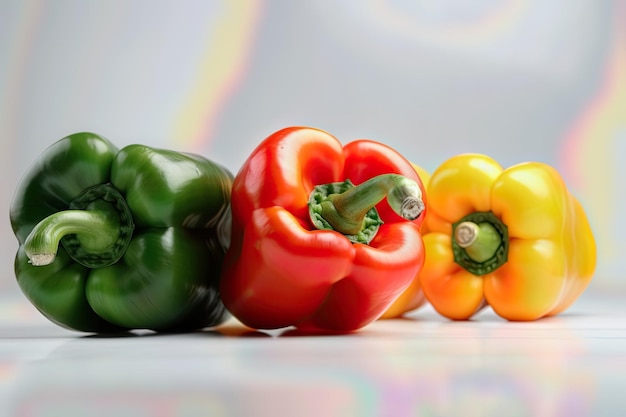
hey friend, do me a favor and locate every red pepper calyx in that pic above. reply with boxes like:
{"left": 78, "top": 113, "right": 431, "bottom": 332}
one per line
{"left": 308, "top": 174, "right": 424, "bottom": 244}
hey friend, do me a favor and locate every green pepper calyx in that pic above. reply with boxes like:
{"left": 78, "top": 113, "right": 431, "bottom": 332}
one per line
{"left": 452, "top": 211, "right": 508, "bottom": 275}
{"left": 24, "top": 183, "right": 135, "bottom": 268}
{"left": 308, "top": 174, "right": 424, "bottom": 244}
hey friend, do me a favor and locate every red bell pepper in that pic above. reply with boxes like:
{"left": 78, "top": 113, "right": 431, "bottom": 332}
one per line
{"left": 220, "top": 127, "right": 427, "bottom": 331}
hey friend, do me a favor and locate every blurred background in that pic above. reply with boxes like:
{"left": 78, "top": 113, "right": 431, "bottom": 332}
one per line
{"left": 1, "top": 0, "right": 624, "bottom": 320}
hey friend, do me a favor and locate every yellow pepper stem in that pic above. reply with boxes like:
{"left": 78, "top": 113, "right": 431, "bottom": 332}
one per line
{"left": 452, "top": 211, "right": 508, "bottom": 276}
{"left": 454, "top": 221, "right": 501, "bottom": 263}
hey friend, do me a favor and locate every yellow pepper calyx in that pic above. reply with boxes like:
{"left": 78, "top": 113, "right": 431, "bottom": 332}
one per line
{"left": 452, "top": 211, "right": 509, "bottom": 276}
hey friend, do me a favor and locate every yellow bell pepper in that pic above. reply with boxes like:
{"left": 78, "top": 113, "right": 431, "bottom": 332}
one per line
{"left": 380, "top": 163, "right": 431, "bottom": 319}
{"left": 419, "top": 153, "right": 596, "bottom": 321}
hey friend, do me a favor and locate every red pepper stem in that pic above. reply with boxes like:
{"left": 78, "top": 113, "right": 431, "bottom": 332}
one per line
{"left": 316, "top": 174, "right": 424, "bottom": 236}
{"left": 454, "top": 221, "right": 502, "bottom": 263}
{"left": 24, "top": 201, "right": 122, "bottom": 266}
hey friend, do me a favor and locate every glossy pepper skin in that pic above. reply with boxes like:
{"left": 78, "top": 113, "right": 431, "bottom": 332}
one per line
{"left": 220, "top": 127, "right": 427, "bottom": 332}
{"left": 419, "top": 153, "right": 596, "bottom": 321}
{"left": 10, "top": 132, "right": 233, "bottom": 332}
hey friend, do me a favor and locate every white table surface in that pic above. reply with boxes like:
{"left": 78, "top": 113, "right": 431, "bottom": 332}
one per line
{"left": 0, "top": 291, "right": 624, "bottom": 417}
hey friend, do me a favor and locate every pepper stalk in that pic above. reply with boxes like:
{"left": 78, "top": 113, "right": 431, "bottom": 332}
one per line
{"left": 308, "top": 173, "right": 424, "bottom": 244}
{"left": 24, "top": 184, "right": 135, "bottom": 268}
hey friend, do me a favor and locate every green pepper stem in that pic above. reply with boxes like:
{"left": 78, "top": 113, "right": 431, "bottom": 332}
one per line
{"left": 454, "top": 221, "right": 502, "bottom": 263}
{"left": 311, "top": 174, "right": 424, "bottom": 237}
{"left": 24, "top": 203, "right": 122, "bottom": 266}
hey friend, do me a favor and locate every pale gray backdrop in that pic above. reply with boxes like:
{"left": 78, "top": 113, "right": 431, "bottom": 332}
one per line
{"left": 1, "top": 1, "right": 623, "bottom": 317}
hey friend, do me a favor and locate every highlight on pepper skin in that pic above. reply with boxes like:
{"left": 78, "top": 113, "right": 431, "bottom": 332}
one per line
{"left": 416, "top": 153, "right": 597, "bottom": 321}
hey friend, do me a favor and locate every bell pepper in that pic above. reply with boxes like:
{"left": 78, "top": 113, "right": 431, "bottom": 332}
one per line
{"left": 10, "top": 132, "right": 233, "bottom": 332}
{"left": 380, "top": 163, "right": 431, "bottom": 319}
{"left": 219, "top": 126, "right": 427, "bottom": 332}
{"left": 419, "top": 153, "right": 596, "bottom": 321}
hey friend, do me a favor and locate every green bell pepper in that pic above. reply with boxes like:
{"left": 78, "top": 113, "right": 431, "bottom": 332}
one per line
{"left": 10, "top": 132, "right": 233, "bottom": 333}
